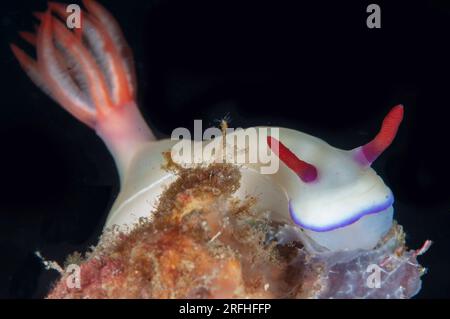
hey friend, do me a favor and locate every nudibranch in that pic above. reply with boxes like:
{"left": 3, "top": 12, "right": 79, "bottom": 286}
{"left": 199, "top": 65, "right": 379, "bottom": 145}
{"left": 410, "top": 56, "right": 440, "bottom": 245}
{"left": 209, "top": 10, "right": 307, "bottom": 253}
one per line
{"left": 12, "top": 0, "right": 403, "bottom": 252}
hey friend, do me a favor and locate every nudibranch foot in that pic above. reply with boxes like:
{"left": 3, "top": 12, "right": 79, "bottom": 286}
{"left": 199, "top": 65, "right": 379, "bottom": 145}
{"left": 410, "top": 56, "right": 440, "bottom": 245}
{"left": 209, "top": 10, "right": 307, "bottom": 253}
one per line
{"left": 278, "top": 207, "right": 394, "bottom": 256}
{"left": 301, "top": 206, "right": 394, "bottom": 251}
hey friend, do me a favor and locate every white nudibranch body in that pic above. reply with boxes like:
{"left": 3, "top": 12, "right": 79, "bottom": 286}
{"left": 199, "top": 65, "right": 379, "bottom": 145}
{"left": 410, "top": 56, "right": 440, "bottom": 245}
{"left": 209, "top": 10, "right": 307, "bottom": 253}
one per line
{"left": 12, "top": 0, "right": 404, "bottom": 252}
{"left": 105, "top": 124, "right": 399, "bottom": 252}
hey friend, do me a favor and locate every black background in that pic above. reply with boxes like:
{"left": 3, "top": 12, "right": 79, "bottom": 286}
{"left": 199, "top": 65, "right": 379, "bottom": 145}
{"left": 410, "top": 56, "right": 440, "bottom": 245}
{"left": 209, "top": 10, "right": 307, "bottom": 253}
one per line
{"left": 0, "top": 0, "right": 449, "bottom": 298}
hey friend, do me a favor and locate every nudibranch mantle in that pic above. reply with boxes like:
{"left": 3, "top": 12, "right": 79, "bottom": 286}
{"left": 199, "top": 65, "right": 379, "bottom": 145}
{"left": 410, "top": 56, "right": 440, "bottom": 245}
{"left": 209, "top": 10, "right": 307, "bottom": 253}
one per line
{"left": 12, "top": 0, "right": 403, "bottom": 253}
